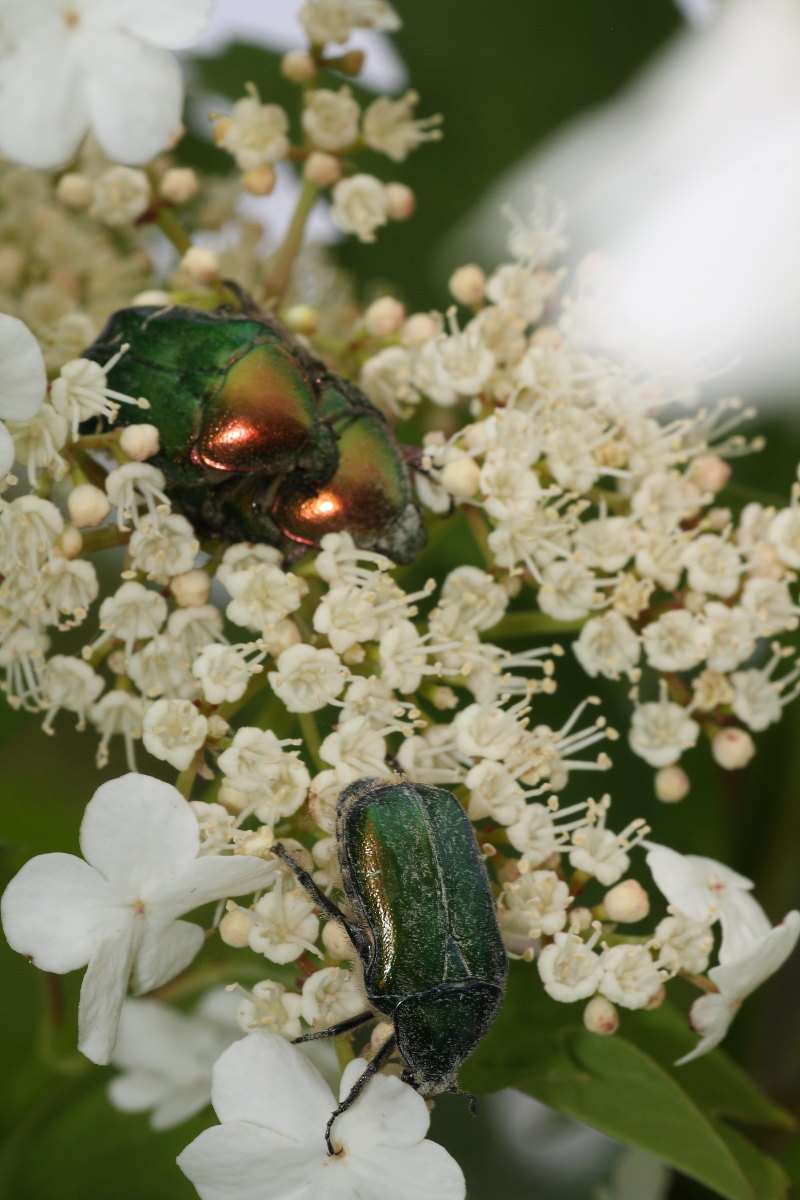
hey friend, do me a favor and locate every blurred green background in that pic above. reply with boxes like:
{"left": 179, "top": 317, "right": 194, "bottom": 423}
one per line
{"left": 3, "top": 2, "right": 800, "bottom": 1197}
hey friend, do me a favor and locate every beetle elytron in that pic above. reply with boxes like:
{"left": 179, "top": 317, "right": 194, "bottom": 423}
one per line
{"left": 275, "top": 775, "right": 507, "bottom": 1154}
{"left": 83, "top": 302, "right": 426, "bottom": 563}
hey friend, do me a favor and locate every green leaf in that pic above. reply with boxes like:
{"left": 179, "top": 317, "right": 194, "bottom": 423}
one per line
{"left": 462, "top": 963, "right": 792, "bottom": 1200}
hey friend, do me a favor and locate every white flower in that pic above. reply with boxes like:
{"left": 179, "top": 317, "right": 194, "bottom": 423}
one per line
{"left": 225, "top": 564, "right": 307, "bottom": 633}
{"left": 217, "top": 87, "right": 290, "bottom": 170}
{"left": 247, "top": 874, "right": 320, "bottom": 964}
{"left": 598, "top": 944, "right": 665, "bottom": 1010}
{"left": 676, "top": 912, "right": 800, "bottom": 1064}
{"left": 303, "top": 87, "right": 360, "bottom": 152}
{"left": 142, "top": 699, "right": 208, "bottom": 771}
{"left": 0, "top": 774, "right": 274, "bottom": 1063}
{"left": 537, "top": 930, "right": 603, "bottom": 1003}
{"left": 703, "top": 602, "right": 756, "bottom": 672}
{"left": 362, "top": 91, "right": 442, "bottom": 162}
{"left": 177, "top": 1033, "right": 465, "bottom": 1199}
{"left": 573, "top": 611, "right": 640, "bottom": 680}
{"left": 629, "top": 693, "right": 700, "bottom": 767}
{"left": 683, "top": 534, "right": 742, "bottom": 598}
{"left": 331, "top": 174, "right": 389, "bottom": 243}
{"left": 268, "top": 644, "right": 349, "bottom": 713}
{"left": 235, "top": 979, "right": 303, "bottom": 1040}
{"left": 0, "top": 314, "right": 46, "bottom": 475}
{"left": 654, "top": 913, "right": 714, "bottom": 975}
{"left": 108, "top": 990, "right": 240, "bottom": 1130}
{"left": 641, "top": 610, "right": 709, "bottom": 672}
{"left": 0, "top": 0, "right": 212, "bottom": 168}
{"left": 218, "top": 728, "right": 309, "bottom": 824}
{"left": 301, "top": 966, "right": 365, "bottom": 1029}
{"left": 645, "top": 843, "right": 771, "bottom": 963}
{"left": 498, "top": 869, "right": 571, "bottom": 943}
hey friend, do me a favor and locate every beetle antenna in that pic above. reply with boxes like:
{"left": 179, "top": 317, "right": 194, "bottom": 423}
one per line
{"left": 325, "top": 1035, "right": 397, "bottom": 1156}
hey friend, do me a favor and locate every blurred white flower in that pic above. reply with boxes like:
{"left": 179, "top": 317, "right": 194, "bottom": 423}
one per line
{"left": 0, "top": 314, "right": 47, "bottom": 475}
{"left": 177, "top": 1032, "right": 466, "bottom": 1199}
{"left": 0, "top": 0, "right": 213, "bottom": 168}
{"left": 108, "top": 990, "right": 240, "bottom": 1130}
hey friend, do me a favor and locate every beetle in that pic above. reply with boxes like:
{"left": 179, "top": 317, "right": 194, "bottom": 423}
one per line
{"left": 274, "top": 774, "right": 508, "bottom": 1154}
{"left": 82, "top": 302, "right": 426, "bottom": 563}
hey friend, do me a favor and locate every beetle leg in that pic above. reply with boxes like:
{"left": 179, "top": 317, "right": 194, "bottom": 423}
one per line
{"left": 272, "top": 842, "right": 370, "bottom": 956}
{"left": 325, "top": 1034, "right": 398, "bottom": 1156}
{"left": 293, "top": 1010, "right": 373, "bottom": 1044}
{"left": 447, "top": 1084, "right": 479, "bottom": 1116}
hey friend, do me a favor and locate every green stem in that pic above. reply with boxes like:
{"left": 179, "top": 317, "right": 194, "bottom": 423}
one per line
{"left": 263, "top": 179, "right": 320, "bottom": 305}
{"left": 153, "top": 205, "right": 192, "bottom": 256}
{"left": 490, "top": 611, "right": 585, "bottom": 639}
{"left": 79, "top": 526, "right": 132, "bottom": 553}
{"left": 297, "top": 711, "right": 324, "bottom": 772}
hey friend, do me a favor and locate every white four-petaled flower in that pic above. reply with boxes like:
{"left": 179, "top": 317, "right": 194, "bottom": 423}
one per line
{"left": 177, "top": 1032, "right": 466, "bottom": 1200}
{"left": 0, "top": 0, "right": 213, "bottom": 168}
{"left": 1, "top": 773, "right": 275, "bottom": 1064}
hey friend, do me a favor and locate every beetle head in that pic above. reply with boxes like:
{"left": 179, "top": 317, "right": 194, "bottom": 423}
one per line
{"left": 393, "top": 981, "right": 504, "bottom": 1096}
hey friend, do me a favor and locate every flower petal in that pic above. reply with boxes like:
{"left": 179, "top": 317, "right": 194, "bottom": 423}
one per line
{"left": 0, "top": 423, "right": 14, "bottom": 476}
{"left": 674, "top": 992, "right": 735, "bottom": 1065}
{"left": 336, "top": 1061, "right": 431, "bottom": 1149}
{"left": 83, "top": 29, "right": 183, "bottom": 164}
{"left": 79, "top": 773, "right": 199, "bottom": 892}
{"left": 0, "top": 34, "right": 88, "bottom": 168}
{"left": 132, "top": 918, "right": 204, "bottom": 993}
{"left": 78, "top": 920, "right": 139, "bottom": 1064}
{"left": 155, "top": 854, "right": 277, "bottom": 922}
{"left": 717, "top": 890, "right": 772, "bottom": 963}
{"left": 645, "top": 843, "right": 754, "bottom": 921}
{"left": 178, "top": 1121, "right": 317, "bottom": 1200}
{"left": 711, "top": 910, "right": 800, "bottom": 997}
{"left": 348, "top": 1140, "right": 466, "bottom": 1200}
{"left": 0, "top": 314, "right": 47, "bottom": 420}
{"left": 211, "top": 1034, "right": 331, "bottom": 1137}
{"left": 96, "top": 0, "right": 214, "bottom": 46}
{"left": 1, "top": 852, "right": 110, "bottom": 972}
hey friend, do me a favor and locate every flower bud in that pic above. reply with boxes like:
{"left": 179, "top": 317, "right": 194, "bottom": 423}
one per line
{"left": 303, "top": 151, "right": 341, "bottom": 187}
{"left": 337, "top": 49, "right": 365, "bottom": 76}
{"left": 180, "top": 246, "right": 220, "bottom": 284}
{"left": 219, "top": 781, "right": 249, "bottom": 814}
{"left": 712, "top": 726, "right": 756, "bottom": 770}
{"left": 689, "top": 454, "right": 731, "bottom": 494}
{"left": 402, "top": 313, "right": 439, "bottom": 346}
{"left": 654, "top": 764, "right": 690, "bottom": 803}
{"left": 119, "top": 423, "right": 160, "bottom": 461}
{"left": 603, "top": 879, "right": 650, "bottom": 924}
{"left": 440, "top": 456, "right": 481, "bottom": 499}
{"left": 207, "top": 714, "right": 230, "bottom": 741}
{"left": 385, "top": 181, "right": 415, "bottom": 221}
{"left": 68, "top": 482, "right": 110, "bottom": 528}
{"left": 583, "top": 995, "right": 619, "bottom": 1035}
{"left": 219, "top": 907, "right": 253, "bottom": 947}
{"left": 0, "top": 244, "right": 24, "bottom": 289}
{"left": 93, "top": 166, "right": 151, "bottom": 226}
{"left": 170, "top": 568, "right": 211, "bottom": 607}
{"left": 322, "top": 920, "right": 355, "bottom": 961}
{"left": 283, "top": 304, "right": 319, "bottom": 335}
{"left": 282, "top": 49, "right": 317, "bottom": 83}
{"left": 364, "top": 296, "right": 405, "bottom": 339}
{"left": 131, "top": 290, "right": 171, "bottom": 307}
{"left": 54, "top": 525, "right": 83, "bottom": 559}
{"left": 56, "top": 172, "right": 94, "bottom": 209}
{"left": 449, "top": 264, "right": 486, "bottom": 306}
{"left": 242, "top": 165, "right": 277, "bottom": 195}
{"left": 569, "top": 906, "right": 593, "bottom": 931}
{"left": 159, "top": 167, "right": 199, "bottom": 204}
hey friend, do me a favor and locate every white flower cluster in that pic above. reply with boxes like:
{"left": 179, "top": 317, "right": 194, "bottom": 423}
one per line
{"left": 354, "top": 199, "right": 800, "bottom": 787}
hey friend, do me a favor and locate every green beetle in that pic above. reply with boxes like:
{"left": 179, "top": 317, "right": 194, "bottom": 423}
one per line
{"left": 82, "top": 303, "right": 426, "bottom": 563}
{"left": 275, "top": 775, "right": 507, "bottom": 1154}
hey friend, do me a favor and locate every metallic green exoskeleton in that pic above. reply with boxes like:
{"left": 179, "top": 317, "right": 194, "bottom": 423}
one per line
{"left": 82, "top": 304, "right": 426, "bottom": 563}
{"left": 275, "top": 776, "right": 507, "bottom": 1154}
